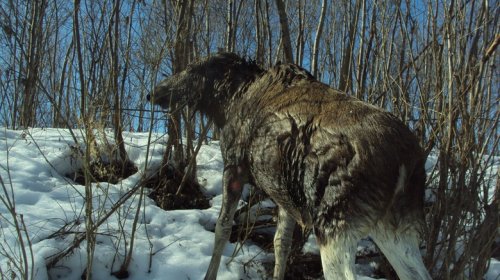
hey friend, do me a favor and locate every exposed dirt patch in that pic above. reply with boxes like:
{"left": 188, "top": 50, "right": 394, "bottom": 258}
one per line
{"left": 146, "top": 164, "right": 210, "bottom": 210}
{"left": 284, "top": 253, "right": 324, "bottom": 279}
{"left": 66, "top": 159, "right": 137, "bottom": 185}
{"left": 231, "top": 222, "right": 324, "bottom": 279}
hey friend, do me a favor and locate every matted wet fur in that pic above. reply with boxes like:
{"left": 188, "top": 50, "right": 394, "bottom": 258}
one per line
{"left": 148, "top": 53, "right": 431, "bottom": 280}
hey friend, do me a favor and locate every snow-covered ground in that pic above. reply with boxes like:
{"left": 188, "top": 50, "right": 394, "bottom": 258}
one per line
{"left": 0, "top": 127, "right": 498, "bottom": 279}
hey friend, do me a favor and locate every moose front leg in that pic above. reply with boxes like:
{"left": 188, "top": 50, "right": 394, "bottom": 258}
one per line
{"left": 273, "top": 207, "right": 296, "bottom": 280}
{"left": 205, "top": 166, "right": 244, "bottom": 280}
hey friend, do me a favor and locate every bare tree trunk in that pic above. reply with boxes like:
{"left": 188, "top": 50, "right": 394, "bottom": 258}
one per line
{"left": 73, "top": 2, "right": 95, "bottom": 279}
{"left": 275, "top": 0, "right": 293, "bottom": 63}
{"left": 264, "top": 0, "right": 273, "bottom": 65}
{"left": 295, "top": 0, "right": 305, "bottom": 65}
{"left": 338, "top": 0, "right": 361, "bottom": 93}
{"left": 311, "top": 0, "right": 327, "bottom": 77}
{"left": 226, "top": 0, "right": 235, "bottom": 52}
{"left": 163, "top": 0, "right": 194, "bottom": 171}
{"left": 110, "top": 0, "right": 128, "bottom": 166}
{"left": 255, "top": 0, "right": 265, "bottom": 64}
{"left": 21, "top": 0, "right": 47, "bottom": 127}
{"left": 204, "top": 0, "right": 211, "bottom": 56}
{"left": 54, "top": 40, "right": 74, "bottom": 128}
{"left": 355, "top": 0, "right": 367, "bottom": 99}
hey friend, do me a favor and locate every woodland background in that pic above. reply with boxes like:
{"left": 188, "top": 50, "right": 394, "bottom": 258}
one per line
{"left": 0, "top": 0, "right": 498, "bottom": 279}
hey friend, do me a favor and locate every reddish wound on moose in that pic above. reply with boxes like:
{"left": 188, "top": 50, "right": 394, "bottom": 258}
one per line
{"left": 230, "top": 180, "right": 241, "bottom": 191}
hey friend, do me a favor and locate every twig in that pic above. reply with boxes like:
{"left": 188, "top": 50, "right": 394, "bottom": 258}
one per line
{"left": 175, "top": 119, "right": 213, "bottom": 195}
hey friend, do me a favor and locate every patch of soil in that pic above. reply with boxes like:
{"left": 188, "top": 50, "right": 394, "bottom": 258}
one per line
{"left": 227, "top": 211, "right": 324, "bottom": 279}
{"left": 66, "top": 159, "right": 137, "bottom": 185}
{"left": 284, "top": 253, "right": 324, "bottom": 279}
{"left": 146, "top": 164, "right": 210, "bottom": 210}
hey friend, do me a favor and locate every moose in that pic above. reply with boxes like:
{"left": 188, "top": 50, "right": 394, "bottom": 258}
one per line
{"left": 148, "top": 53, "right": 431, "bottom": 280}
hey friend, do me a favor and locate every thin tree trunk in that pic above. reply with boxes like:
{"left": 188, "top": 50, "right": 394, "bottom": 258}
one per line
{"left": 255, "top": 0, "right": 265, "bottom": 64}
{"left": 264, "top": 0, "right": 273, "bottom": 65}
{"left": 73, "top": 2, "right": 96, "bottom": 279}
{"left": 165, "top": 0, "right": 193, "bottom": 169}
{"left": 311, "top": 0, "right": 327, "bottom": 77}
{"left": 355, "top": 0, "right": 367, "bottom": 99}
{"left": 338, "top": 0, "right": 361, "bottom": 93}
{"left": 21, "top": 0, "right": 47, "bottom": 127}
{"left": 275, "top": 0, "right": 293, "bottom": 63}
{"left": 111, "top": 0, "right": 128, "bottom": 165}
{"left": 295, "top": 0, "right": 304, "bottom": 65}
{"left": 204, "top": 0, "right": 211, "bottom": 56}
{"left": 226, "top": 0, "right": 235, "bottom": 52}
{"left": 55, "top": 40, "right": 74, "bottom": 128}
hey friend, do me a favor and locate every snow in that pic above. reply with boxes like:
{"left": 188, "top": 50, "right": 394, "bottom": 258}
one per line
{"left": 485, "top": 259, "right": 500, "bottom": 280}
{"left": 0, "top": 127, "right": 498, "bottom": 280}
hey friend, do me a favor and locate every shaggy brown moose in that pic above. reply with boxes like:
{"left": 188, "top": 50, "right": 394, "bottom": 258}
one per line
{"left": 148, "top": 53, "right": 431, "bottom": 280}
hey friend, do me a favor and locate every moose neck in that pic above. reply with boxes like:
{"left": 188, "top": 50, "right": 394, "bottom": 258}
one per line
{"left": 198, "top": 64, "right": 264, "bottom": 129}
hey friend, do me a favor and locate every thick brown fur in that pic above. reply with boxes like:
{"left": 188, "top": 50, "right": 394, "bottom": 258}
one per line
{"left": 149, "top": 53, "right": 430, "bottom": 280}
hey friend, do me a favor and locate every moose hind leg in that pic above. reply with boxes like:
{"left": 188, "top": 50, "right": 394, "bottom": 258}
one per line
{"left": 205, "top": 167, "right": 243, "bottom": 280}
{"left": 370, "top": 225, "right": 431, "bottom": 280}
{"left": 273, "top": 207, "right": 295, "bottom": 280}
{"left": 316, "top": 229, "right": 359, "bottom": 280}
